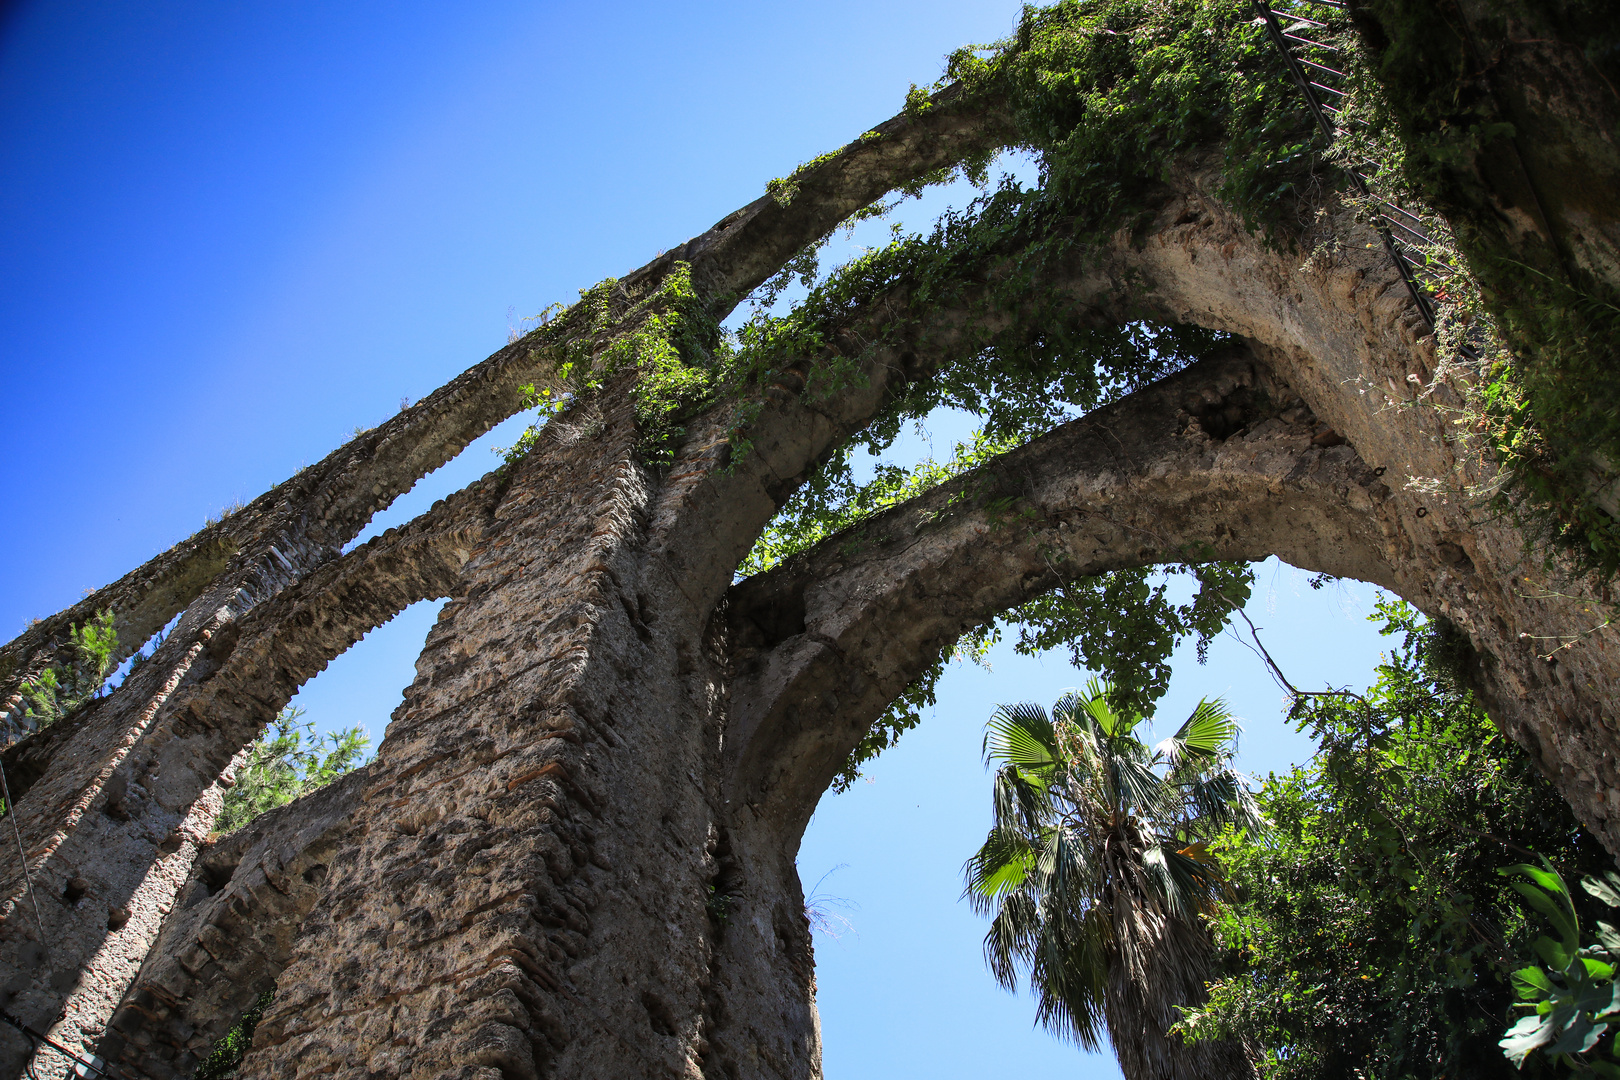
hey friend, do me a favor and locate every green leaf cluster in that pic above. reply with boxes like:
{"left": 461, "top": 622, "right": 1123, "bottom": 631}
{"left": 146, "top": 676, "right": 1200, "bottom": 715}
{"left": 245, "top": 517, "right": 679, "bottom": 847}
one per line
{"left": 740, "top": 429, "right": 1023, "bottom": 579}
{"left": 1176, "top": 600, "right": 1610, "bottom": 1079}
{"left": 9, "top": 609, "right": 117, "bottom": 733}
{"left": 193, "top": 989, "right": 273, "bottom": 1080}
{"left": 828, "top": 628, "right": 997, "bottom": 795}
{"left": 1498, "top": 863, "right": 1620, "bottom": 1073}
{"left": 948, "top": 0, "right": 1327, "bottom": 240}
{"left": 214, "top": 706, "right": 369, "bottom": 835}
{"left": 502, "top": 262, "right": 733, "bottom": 467}
{"left": 1005, "top": 561, "right": 1254, "bottom": 718}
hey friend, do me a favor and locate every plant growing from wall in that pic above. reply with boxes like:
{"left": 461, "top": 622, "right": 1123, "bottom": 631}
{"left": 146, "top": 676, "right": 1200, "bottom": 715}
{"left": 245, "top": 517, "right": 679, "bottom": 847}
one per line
{"left": 1343, "top": 0, "right": 1620, "bottom": 578}
{"left": 9, "top": 609, "right": 117, "bottom": 733}
{"left": 192, "top": 989, "right": 273, "bottom": 1080}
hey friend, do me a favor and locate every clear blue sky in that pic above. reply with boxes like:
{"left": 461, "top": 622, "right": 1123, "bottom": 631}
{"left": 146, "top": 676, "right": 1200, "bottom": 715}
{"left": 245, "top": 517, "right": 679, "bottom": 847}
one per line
{"left": 0, "top": 4, "right": 1397, "bottom": 1076}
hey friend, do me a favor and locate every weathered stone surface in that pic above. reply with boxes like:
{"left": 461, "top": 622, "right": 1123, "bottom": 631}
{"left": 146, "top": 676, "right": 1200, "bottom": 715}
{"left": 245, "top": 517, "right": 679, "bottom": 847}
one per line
{"left": 0, "top": 87, "right": 1001, "bottom": 1079}
{"left": 0, "top": 479, "right": 497, "bottom": 1078}
{"left": 98, "top": 768, "right": 365, "bottom": 1079}
{"left": 726, "top": 350, "right": 1401, "bottom": 831}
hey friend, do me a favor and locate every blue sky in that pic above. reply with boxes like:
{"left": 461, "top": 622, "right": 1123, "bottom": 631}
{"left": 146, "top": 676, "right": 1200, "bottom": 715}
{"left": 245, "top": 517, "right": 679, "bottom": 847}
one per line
{"left": 0, "top": 3, "right": 1398, "bottom": 1076}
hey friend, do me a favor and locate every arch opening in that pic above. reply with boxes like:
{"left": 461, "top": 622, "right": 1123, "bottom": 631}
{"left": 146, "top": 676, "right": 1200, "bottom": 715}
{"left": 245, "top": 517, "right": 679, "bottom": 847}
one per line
{"left": 795, "top": 560, "right": 1397, "bottom": 1077}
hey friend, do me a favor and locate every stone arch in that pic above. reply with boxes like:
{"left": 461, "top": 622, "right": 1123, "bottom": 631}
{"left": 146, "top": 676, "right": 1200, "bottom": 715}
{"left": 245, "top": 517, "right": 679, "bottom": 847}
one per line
{"left": 1, "top": 93, "right": 1006, "bottom": 1079}
{"left": 723, "top": 346, "right": 1401, "bottom": 837}
{"left": 73, "top": 193, "right": 1620, "bottom": 1079}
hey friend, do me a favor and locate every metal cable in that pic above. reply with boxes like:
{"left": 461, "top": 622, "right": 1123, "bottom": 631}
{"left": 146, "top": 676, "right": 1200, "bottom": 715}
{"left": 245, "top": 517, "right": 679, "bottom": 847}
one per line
{"left": 0, "top": 760, "right": 46, "bottom": 944}
{"left": 0, "top": 1010, "right": 123, "bottom": 1079}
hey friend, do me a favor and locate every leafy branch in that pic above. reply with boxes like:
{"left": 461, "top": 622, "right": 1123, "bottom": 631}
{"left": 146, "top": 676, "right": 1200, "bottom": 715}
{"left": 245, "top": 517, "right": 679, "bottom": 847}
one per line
{"left": 1500, "top": 862, "right": 1620, "bottom": 1074}
{"left": 215, "top": 706, "right": 369, "bottom": 834}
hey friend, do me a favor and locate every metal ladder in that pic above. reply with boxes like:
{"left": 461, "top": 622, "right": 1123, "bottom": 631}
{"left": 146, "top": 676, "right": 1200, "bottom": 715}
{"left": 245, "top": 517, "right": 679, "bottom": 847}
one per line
{"left": 1252, "top": 0, "right": 1458, "bottom": 333}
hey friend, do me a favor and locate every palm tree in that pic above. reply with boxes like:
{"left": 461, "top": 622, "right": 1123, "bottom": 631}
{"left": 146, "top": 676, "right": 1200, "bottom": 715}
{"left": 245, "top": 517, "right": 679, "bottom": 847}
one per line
{"left": 964, "top": 680, "right": 1261, "bottom": 1080}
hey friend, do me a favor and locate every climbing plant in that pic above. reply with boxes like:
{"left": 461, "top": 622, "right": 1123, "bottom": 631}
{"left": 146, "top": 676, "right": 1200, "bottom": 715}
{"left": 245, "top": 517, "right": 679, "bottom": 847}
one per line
{"left": 9, "top": 609, "right": 117, "bottom": 733}
{"left": 1344, "top": 0, "right": 1620, "bottom": 578}
{"left": 488, "top": 0, "right": 1618, "bottom": 792}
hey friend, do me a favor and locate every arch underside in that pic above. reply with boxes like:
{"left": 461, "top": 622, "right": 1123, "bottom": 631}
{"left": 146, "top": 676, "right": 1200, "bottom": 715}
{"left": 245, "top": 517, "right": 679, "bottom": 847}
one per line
{"left": 725, "top": 346, "right": 1401, "bottom": 839}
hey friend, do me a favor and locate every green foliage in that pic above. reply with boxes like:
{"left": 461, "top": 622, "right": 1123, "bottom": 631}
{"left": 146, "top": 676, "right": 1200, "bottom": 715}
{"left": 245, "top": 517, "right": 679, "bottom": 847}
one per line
{"left": 1471, "top": 274, "right": 1620, "bottom": 580}
{"left": 947, "top": 0, "right": 1327, "bottom": 241}
{"left": 193, "top": 989, "right": 273, "bottom": 1080}
{"left": 965, "top": 682, "right": 1259, "bottom": 1074}
{"left": 1177, "top": 600, "right": 1610, "bottom": 1079}
{"left": 500, "top": 262, "right": 732, "bottom": 467}
{"left": 1005, "top": 561, "right": 1254, "bottom": 718}
{"left": 493, "top": 382, "right": 567, "bottom": 466}
{"left": 829, "top": 627, "right": 995, "bottom": 794}
{"left": 740, "top": 429, "right": 1023, "bottom": 578}
{"left": 705, "top": 884, "right": 736, "bottom": 927}
{"left": 215, "top": 707, "right": 369, "bottom": 835}
{"left": 1498, "top": 863, "right": 1620, "bottom": 1074}
{"left": 767, "top": 148, "right": 848, "bottom": 209}
{"left": 13, "top": 609, "right": 118, "bottom": 731}
{"left": 499, "top": 0, "right": 1309, "bottom": 478}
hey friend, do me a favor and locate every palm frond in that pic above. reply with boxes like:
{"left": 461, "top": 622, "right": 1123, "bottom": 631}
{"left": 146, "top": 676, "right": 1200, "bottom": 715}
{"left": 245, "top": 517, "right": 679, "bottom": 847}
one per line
{"left": 1182, "top": 765, "right": 1264, "bottom": 837}
{"left": 985, "top": 701, "right": 1059, "bottom": 770}
{"left": 1031, "top": 905, "right": 1113, "bottom": 1050}
{"left": 968, "top": 686, "right": 1254, "bottom": 1078}
{"left": 965, "top": 826, "right": 1040, "bottom": 906}
{"left": 1111, "top": 754, "right": 1168, "bottom": 819}
{"left": 1075, "top": 677, "right": 1138, "bottom": 738}
{"left": 1050, "top": 690, "right": 1085, "bottom": 726}
{"left": 991, "top": 762, "right": 1057, "bottom": 836}
{"left": 1042, "top": 823, "right": 1107, "bottom": 908}
{"left": 1142, "top": 841, "right": 1223, "bottom": 922}
{"left": 984, "top": 890, "right": 1042, "bottom": 988}
{"left": 1155, "top": 696, "right": 1239, "bottom": 767}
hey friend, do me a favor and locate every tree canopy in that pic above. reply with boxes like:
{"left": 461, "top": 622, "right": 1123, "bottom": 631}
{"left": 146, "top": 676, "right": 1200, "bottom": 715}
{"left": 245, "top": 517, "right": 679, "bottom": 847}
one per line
{"left": 1177, "top": 601, "right": 1613, "bottom": 1078}
{"left": 965, "top": 682, "right": 1261, "bottom": 1079}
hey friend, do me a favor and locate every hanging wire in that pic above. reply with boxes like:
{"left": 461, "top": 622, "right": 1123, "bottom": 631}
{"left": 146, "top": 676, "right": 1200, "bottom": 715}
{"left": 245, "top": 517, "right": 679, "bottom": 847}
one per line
{"left": 0, "top": 760, "right": 46, "bottom": 944}
{"left": 1, "top": 1009, "right": 123, "bottom": 1079}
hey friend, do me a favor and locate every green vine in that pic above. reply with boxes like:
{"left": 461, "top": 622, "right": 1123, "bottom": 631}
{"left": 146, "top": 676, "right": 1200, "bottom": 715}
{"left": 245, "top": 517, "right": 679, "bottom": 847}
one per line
{"left": 499, "top": 262, "right": 736, "bottom": 467}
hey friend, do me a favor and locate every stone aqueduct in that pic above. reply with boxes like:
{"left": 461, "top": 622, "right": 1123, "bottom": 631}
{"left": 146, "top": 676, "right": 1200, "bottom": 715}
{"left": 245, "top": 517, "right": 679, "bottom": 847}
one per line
{"left": 1, "top": 86, "right": 1618, "bottom": 1080}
